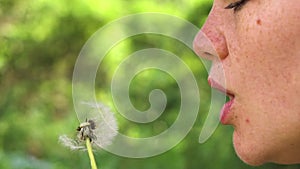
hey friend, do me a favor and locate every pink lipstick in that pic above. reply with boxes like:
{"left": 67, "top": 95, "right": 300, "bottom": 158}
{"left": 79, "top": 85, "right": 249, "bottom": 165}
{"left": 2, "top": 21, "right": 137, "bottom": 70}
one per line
{"left": 208, "top": 78, "right": 235, "bottom": 124}
{"left": 220, "top": 98, "right": 234, "bottom": 124}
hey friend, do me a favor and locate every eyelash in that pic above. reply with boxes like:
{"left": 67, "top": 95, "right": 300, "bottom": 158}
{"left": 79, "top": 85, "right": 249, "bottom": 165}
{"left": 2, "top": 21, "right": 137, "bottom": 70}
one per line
{"left": 225, "top": 0, "right": 249, "bottom": 12}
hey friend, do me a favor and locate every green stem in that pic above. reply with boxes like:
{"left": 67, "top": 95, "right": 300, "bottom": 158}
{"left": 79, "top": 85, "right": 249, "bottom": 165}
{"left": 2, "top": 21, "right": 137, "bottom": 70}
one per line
{"left": 86, "top": 139, "right": 98, "bottom": 169}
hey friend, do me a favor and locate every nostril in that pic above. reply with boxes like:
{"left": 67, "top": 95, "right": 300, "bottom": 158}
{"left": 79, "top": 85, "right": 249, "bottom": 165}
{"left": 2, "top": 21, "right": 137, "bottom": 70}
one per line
{"left": 204, "top": 52, "right": 214, "bottom": 56}
{"left": 193, "top": 31, "right": 219, "bottom": 60}
{"left": 194, "top": 49, "right": 217, "bottom": 61}
{"left": 201, "top": 51, "right": 216, "bottom": 60}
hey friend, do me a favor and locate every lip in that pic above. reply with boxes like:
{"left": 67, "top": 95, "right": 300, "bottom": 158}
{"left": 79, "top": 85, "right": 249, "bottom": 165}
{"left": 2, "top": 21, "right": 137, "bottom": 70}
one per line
{"left": 208, "top": 78, "right": 235, "bottom": 124}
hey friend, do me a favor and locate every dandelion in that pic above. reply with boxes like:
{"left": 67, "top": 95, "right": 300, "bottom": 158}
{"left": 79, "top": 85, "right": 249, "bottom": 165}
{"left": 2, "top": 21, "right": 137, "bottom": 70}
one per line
{"left": 59, "top": 102, "right": 118, "bottom": 169}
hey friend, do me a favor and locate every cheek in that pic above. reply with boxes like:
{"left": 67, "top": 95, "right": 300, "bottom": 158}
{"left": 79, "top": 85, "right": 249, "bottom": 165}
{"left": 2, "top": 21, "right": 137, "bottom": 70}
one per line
{"left": 227, "top": 1, "right": 300, "bottom": 99}
{"left": 225, "top": 1, "right": 300, "bottom": 164}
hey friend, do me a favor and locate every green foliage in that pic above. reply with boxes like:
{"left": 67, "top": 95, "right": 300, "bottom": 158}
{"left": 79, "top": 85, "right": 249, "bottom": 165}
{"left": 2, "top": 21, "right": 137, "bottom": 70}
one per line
{"left": 0, "top": 0, "right": 299, "bottom": 169}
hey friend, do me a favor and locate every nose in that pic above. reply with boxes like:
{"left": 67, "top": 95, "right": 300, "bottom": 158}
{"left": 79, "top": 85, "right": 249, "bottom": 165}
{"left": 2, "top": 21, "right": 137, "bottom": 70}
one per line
{"left": 193, "top": 5, "right": 229, "bottom": 60}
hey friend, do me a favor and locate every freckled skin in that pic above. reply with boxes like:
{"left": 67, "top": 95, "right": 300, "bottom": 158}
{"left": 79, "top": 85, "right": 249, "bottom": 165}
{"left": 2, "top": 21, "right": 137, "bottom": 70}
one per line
{"left": 245, "top": 119, "right": 249, "bottom": 123}
{"left": 255, "top": 18, "right": 261, "bottom": 25}
{"left": 194, "top": 0, "right": 300, "bottom": 166}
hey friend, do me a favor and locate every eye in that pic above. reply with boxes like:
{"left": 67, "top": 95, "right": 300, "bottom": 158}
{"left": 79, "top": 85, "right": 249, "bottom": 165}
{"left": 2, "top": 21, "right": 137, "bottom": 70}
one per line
{"left": 225, "top": 0, "right": 249, "bottom": 12}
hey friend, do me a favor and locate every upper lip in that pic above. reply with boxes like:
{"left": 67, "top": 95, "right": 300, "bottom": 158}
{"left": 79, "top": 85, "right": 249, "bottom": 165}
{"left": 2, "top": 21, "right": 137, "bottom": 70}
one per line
{"left": 208, "top": 78, "right": 235, "bottom": 99}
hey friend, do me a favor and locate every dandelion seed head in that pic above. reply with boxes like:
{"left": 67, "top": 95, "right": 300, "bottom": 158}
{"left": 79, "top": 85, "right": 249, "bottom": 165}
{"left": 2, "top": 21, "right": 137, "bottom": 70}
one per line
{"left": 59, "top": 102, "right": 118, "bottom": 151}
{"left": 81, "top": 102, "right": 118, "bottom": 149}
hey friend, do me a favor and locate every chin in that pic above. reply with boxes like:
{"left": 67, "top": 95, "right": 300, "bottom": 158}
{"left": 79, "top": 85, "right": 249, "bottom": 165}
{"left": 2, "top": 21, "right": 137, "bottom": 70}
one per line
{"left": 232, "top": 131, "right": 269, "bottom": 166}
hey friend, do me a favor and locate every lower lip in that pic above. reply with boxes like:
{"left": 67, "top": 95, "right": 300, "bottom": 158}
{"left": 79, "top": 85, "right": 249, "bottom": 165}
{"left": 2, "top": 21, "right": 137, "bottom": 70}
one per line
{"left": 220, "top": 99, "right": 234, "bottom": 124}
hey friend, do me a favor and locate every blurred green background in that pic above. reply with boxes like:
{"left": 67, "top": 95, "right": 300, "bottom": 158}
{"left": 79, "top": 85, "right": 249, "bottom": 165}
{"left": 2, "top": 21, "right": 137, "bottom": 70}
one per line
{"left": 0, "top": 0, "right": 299, "bottom": 169}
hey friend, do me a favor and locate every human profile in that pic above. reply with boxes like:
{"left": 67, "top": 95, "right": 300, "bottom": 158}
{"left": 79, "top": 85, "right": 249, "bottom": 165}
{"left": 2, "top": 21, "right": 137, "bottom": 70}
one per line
{"left": 193, "top": 0, "right": 300, "bottom": 166}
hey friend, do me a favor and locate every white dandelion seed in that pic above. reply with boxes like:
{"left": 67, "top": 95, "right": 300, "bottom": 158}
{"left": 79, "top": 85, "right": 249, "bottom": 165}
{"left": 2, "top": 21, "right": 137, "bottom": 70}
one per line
{"left": 58, "top": 134, "right": 85, "bottom": 150}
{"left": 59, "top": 102, "right": 118, "bottom": 151}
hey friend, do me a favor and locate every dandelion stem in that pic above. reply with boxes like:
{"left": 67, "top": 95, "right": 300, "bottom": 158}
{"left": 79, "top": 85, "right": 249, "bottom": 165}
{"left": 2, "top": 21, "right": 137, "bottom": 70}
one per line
{"left": 86, "top": 139, "right": 98, "bottom": 169}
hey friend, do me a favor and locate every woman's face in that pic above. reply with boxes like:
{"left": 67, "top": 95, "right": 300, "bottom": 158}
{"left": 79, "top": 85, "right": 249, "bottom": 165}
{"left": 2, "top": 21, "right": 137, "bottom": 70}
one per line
{"left": 193, "top": 0, "right": 300, "bottom": 166}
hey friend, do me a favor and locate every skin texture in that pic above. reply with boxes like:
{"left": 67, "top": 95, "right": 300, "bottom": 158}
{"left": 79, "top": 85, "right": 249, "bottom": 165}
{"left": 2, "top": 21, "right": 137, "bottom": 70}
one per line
{"left": 193, "top": 0, "right": 300, "bottom": 166}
